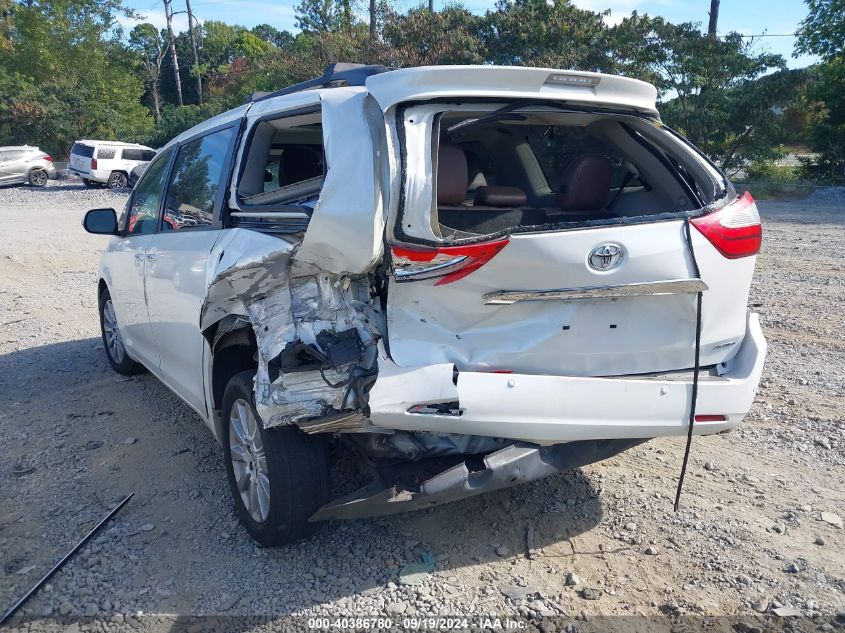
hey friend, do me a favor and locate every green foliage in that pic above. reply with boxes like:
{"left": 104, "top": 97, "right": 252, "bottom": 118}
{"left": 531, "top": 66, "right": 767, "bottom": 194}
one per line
{"left": 795, "top": 0, "right": 844, "bottom": 61}
{"left": 795, "top": 0, "right": 845, "bottom": 183}
{"left": 745, "top": 161, "right": 800, "bottom": 183}
{"left": 380, "top": 5, "right": 486, "bottom": 66}
{"left": 0, "top": 0, "right": 840, "bottom": 186}
{"left": 484, "top": 0, "right": 610, "bottom": 70}
{"left": 606, "top": 14, "right": 805, "bottom": 175}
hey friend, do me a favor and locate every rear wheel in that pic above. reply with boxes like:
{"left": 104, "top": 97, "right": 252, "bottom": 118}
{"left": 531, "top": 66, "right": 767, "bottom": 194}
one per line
{"left": 98, "top": 289, "right": 142, "bottom": 375}
{"left": 222, "top": 370, "right": 331, "bottom": 546}
{"left": 108, "top": 171, "right": 128, "bottom": 189}
{"left": 28, "top": 169, "right": 48, "bottom": 187}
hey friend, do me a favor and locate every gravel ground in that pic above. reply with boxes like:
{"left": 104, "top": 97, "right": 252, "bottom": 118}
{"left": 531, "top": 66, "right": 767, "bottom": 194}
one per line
{"left": 0, "top": 182, "right": 843, "bottom": 629}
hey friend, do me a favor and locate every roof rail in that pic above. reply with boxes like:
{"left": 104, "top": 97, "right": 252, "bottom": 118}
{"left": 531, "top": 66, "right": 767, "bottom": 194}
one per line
{"left": 247, "top": 63, "right": 393, "bottom": 104}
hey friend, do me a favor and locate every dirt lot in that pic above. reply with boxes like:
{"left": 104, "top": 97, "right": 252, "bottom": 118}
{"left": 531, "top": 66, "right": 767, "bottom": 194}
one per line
{"left": 0, "top": 183, "right": 843, "bottom": 628}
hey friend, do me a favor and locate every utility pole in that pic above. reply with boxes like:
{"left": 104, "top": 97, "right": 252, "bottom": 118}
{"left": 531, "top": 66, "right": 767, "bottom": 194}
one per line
{"left": 185, "top": 0, "right": 202, "bottom": 105}
{"left": 163, "top": 0, "right": 183, "bottom": 106}
{"left": 428, "top": 0, "right": 433, "bottom": 11}
{"left": 707, "top": 0, "right": 719, "bottom": 38}
{"left": 369, "top": 0, "right": 376, "bottom": 39}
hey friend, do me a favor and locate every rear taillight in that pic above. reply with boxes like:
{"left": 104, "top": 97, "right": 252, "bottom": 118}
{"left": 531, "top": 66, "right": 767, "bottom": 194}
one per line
{"left": 690, "top": 192, "right": 762, "bottom": 259}
{"left": 43, "top": 154, "right": 53, "bottom": 162}
{"left": 391, "top": 238, "right": 508, "bottom": 285}
{"left": 91, "top": 158, "right": 98, "bottom": 170}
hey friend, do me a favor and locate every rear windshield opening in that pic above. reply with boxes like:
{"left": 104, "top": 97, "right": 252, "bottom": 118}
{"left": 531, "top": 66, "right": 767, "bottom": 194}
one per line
{"left": 406, "top": 106, "right": 728, "bottom": 244}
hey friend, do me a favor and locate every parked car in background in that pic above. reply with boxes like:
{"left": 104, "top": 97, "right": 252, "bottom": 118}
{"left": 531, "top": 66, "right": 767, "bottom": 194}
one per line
{"left": 0, "top": 146, "right": 56, "bottom": 187}
{"left": 83, "top": 63, "right": 766, "bottom": 546}
{"left": 127, "top": 157, "right": 154, "bottom": 189}
{"left": 69, "top": 140, "right": 155, "bottom": 189}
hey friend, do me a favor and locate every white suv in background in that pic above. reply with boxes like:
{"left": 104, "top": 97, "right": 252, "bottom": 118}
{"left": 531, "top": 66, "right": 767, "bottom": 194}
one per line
{"left": 83, "top": 64, "right": 766, "bottom": 545}
{"left": 69, "top": 140, "right": 155, "bottom": 189}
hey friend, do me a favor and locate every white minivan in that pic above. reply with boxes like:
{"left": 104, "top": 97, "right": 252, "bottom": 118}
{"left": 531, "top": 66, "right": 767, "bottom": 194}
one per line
{"left": 69, "top": 140, "right": 156, "bottom": 189}
{"left": 83, "top": 64, "right": 766, "bottom": 545}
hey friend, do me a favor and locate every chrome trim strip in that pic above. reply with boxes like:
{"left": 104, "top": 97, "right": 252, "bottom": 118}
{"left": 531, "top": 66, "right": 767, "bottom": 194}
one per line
{"left": 395, "top": 256, "right": 469, "bottom": 282}
{"left": 483, "top": 278, "right": 708, "bottom": 305}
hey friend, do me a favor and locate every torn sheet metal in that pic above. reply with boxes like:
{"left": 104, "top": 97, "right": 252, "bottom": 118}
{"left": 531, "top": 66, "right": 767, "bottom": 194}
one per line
{"left": 293, "top": 90, "right": 388, "bottom": 275}
{"left": 310, "top": 438, "right": 646, "bottom": 520}
{"left": 201, "top": 229, "right": 383, "bottom": 429}
{"left": 366, "top": 341, "right": 458, "bottom": 414}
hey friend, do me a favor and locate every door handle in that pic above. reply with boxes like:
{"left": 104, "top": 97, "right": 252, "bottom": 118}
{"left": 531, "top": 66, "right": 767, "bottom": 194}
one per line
{"left": 145, "top": 253, "right": 158, "bottom": 261}
{"left": 134, "top": 252, "right": 144, "bottom": 262}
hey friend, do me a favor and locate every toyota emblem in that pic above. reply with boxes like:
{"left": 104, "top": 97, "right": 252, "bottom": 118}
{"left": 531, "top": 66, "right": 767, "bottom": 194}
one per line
{"left": 588, "top": 243, "right": 625, "bottom": 271}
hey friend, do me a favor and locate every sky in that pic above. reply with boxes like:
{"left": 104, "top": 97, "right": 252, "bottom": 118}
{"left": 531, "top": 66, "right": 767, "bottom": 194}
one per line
{"left": 120, "top": 0, "right": 819, "bottom": 69}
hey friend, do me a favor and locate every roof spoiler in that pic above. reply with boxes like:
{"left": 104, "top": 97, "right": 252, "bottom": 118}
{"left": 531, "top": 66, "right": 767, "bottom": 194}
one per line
{"left": 245, "top": 63, "right": 393, "bottom": 104}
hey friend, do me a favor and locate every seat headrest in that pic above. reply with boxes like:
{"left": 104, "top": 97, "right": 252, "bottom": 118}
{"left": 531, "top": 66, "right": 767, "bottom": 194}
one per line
{"left": 437, "top": 144, "right": 468, "bottom": 206}
{"left": 474, "top": 186, "right": 527, "bottom": 208}
{"left": 558, "top": 154, "right": 611, "bottom": 212}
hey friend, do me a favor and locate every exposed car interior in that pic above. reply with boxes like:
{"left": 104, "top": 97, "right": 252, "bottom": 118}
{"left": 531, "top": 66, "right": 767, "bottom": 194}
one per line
{"left": 237, "top": 111, "right": 324, "bottom": 209}
{"left": 430, "top": 109, "right": 726, "bottom": 241}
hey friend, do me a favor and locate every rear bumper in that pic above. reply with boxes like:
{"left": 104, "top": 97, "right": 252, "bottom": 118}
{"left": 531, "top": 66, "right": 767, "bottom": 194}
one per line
{"left": 69, "top": 167, "right": 107, "bottom": 181}
{"left": 369, "top": 312, "right": 766, "bottom": 443}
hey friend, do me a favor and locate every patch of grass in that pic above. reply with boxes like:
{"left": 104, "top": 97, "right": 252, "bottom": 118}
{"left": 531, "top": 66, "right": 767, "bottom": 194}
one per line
{"left": 734, "top": 161, "right": 820, "bottom": 200}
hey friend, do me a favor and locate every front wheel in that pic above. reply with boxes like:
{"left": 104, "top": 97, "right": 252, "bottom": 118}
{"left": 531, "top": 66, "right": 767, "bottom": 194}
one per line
{"left": 222, "top": 370, "right": 331, "bottom": 546}
{"left": 28, "top": 169, "right": 48, "bottom": 187}
{"left": 108, "top": 172, "right": 128, "bottom": 189}
{"left": 98, "top": 289, "right": 142, "bottom": 375}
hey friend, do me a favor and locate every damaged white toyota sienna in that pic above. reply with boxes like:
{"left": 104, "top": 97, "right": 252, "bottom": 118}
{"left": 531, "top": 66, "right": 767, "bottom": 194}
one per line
{"left": 83, "top": 64, "right": 766, "bottom": 545}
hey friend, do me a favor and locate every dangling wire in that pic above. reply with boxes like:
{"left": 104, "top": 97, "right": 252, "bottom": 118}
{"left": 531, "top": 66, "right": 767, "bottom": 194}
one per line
{"left": 675, "top": 219, "right": 703, "bottom": 512}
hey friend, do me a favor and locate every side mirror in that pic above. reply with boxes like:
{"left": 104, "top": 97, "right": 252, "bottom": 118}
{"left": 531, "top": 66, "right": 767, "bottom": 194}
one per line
{"left": 83, "top": 208, "right": 119, "bottom": 235}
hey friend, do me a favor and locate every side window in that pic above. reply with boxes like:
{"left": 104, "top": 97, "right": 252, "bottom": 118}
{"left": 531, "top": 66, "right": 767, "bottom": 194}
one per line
{"left": 163, "top": 126, "right": 235, "bottom": 230}
{"left": 125, "top": 151, "right": 172, "bottom": 236}
{"left": 236, "top": 110, "right": 324, "bottom": 208}
{"left": 123, "top": 148, "right": 155, "bottom": 161}
{"left": 97, "top": 147, "right": 116, "bottom": 160}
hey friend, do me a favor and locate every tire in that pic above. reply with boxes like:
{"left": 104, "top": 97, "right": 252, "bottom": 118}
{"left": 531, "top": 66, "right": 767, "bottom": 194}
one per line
{"left": 98, "top": 289, "right": 142, "bottom": 375}
{"left": 108, "top": 171, "right": 128, "bottom": 189}
{"left": 222, "top": 370, "right": 331, "bottom": 546}
{"left": 28, "top": 169, "right": 48, "bottom": 187}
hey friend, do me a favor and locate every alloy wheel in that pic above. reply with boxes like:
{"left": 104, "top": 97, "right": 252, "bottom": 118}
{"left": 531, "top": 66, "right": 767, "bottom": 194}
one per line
{"left": 109, "top": 173, "right": 127, "bottom": 189}
{"left": 102, "top": 299, "right": 125, "bottom": 365}
{"left": 229, "top": 399, "right": 270, "bottom": 523}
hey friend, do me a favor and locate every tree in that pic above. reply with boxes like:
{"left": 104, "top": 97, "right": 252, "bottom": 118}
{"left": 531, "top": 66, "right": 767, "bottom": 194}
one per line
{"left": 611, "top": 15, "right": 790, "bottom": 174}
{"left": 380, "top": 5, "right": 485, "bottom": 66}
{"left": 795, "top": 0, "right": 844, "bottom": 61}
{"left": 163, "top": 0, "right": 184, "bottom": 105}
{"left": 483, "top": 0, "right": 611, "bottom": 71}
{"left": 186, "top": 0, "right": 202, "bottom": 104}
{"left": 0, "top": 0, "right": 152, "bottom": 155}
{"left": 295, "top": 0, "right": 354, "bottom": 33}
{"left": 795, "top": 0, "right": 845, "bottom": 182}
{"left": 129, "top": 23, "right": 167, "bottom": 121}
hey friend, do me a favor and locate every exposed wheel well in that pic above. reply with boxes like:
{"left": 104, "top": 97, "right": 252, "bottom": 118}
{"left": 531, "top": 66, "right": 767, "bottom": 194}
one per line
{"left": 211, "top": 324, "right": 258, "bottom": 411}
{"left": 98, "top": 278, "right": 108, "bottom": 299}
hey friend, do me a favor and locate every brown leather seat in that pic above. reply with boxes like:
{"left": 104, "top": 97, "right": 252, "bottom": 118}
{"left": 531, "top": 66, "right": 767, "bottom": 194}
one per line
{"left": 437, "top": 145, "right": 548, "bottom": 234}
{"left": 557, "top": 154, "right": 611, "bottom": 214}
{"left": 437, "top": 144, "right": 469, "bottom": 206}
